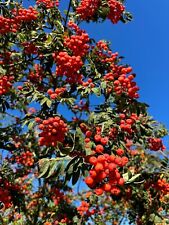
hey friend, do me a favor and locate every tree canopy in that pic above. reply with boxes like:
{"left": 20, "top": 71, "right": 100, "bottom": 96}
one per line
{"left": 0, "top": 1, "right": 168, "bottom": 224}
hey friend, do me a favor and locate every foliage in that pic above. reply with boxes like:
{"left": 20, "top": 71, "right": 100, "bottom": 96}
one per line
{"left": 0, "top": 0, "right": 168, "bottom": 224}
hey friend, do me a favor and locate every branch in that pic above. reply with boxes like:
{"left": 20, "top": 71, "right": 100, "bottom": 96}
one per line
{"left": 64, "top": 0, "right": 72, "bottom": 28}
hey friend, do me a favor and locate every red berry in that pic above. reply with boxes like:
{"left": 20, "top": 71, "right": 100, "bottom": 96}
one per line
{"left": 95, "top": 144, "right": 104, "bottom": 153}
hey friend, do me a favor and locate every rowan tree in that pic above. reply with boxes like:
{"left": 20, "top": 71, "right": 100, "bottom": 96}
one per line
{"left": 0, "top": 0, "right": 169, "bottom": 224}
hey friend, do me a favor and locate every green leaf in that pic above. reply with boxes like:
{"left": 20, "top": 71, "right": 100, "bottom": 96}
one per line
{"left": 0, "top": 66, "right": 6, "bottom": 75}
{"left": 44, "top": 34, "right": 53, "bottom": 47}
{"left": 55, "top": 20, "right": 64, "bottom": 33}
{"left": 46, "top": 160, "right": 57, "bottom": 178}
{"left": 32, "top": 93, "right": 39, "bottom": 101}
{"left": 149, "top": 213, "right": 162, "bottom": 223}
{"left": 75, "top": 127, "right": 85, "bottom": 150}
{"left": 38, "top": 158, "right": 64, "bottom": 178}
{"left": 28, "top": 121, "right": 35, "bottom": 130}
{"left": 38, "top": 158, "right": 50, "bottom": 178}
{"left": 92, "top": 87, "right": 101, "bottom": 96}
{"left": 127, "top": 174, "right": 141, "bottom": 183}
{"left": 46, "top": 99, "right": 52, "bottom": 108}
{"left": 101, "top": 81, "right": 107, "bottom": 89}
{"left": 40, "top": 98, "right": 47, "bottom": 106}
{"left": 72, "top": 168, "right": 81, "bottom": 186}
{"left": 65, "top": 156, "right": 79, "bottom": 172}
{"left": 122, "top": 171, "right": 132, "bottom": 182}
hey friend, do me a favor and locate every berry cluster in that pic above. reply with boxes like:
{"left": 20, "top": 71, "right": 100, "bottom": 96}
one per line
{"left": 85, "top": 154, "right": 128, "bottom": 196}
{"left": 47, "top": 87, "right": 66, "bottom": 100}
{"left": 113, "top": 74, "right": 139, "bottom": 98}
{"left": 148, "top": 138, "right": 165, "bottom": 151}
{"left": 0, "top": 180, "right": 20, "bottom": 209}
{"left": 82, "top": 78, "right": 95, "bottom": 88}
{"left": 36, "top": 0, "right": 59, "bottom": 9}
{"left": 153, "top": 179, "right": 169, "bottom": 195}
{"left": 92, "top": 40, "right": 118, "bottom": 63}
{"left": 0, "top": 188, "right": 12, "bottom": 209}
{"left": 12, "top": 7, "right": 38, "bottom": 22}
{"left": 0, "top": 16, "right": 20, "bottom": 34}
{"left": 77, "top": 201, "right": 90, "bottom": 216}
{"left": 104, "top": 66, "right": 139, "bottom": 98}
{"left": 93, "top": 127, "right": 109, "bottom": 145}
{"left": 22, "top": 42, "right": 38, "bottom": 55}
{"left": 36, "top": 117, "right": 68, "bottom": 146}
{"left": 16, "top": 151, "right": 34, "bottom": 167}
{"left": 0, "top": 75, "right": 14, "bottom": 95}
{"left": 107, "top": 0, "right": 125, "bottom": 24}
{"left": 119, "top": 113, "right": 138, "bottom": 134}
{"left": 28, "top": 64, "right": 44, "bottom": 83}
{"left": 53, "top": 51, "right": 83, "bottom": 83}
{"left": 96, "top": 40, "right": 109, "bottom": 51}
{"left": 0, "top": 7, "right": 38, "bottom": 34}
{"left": 108, "top": 127, "right": 118, "bottom": 140}
{"left": 64, "top": 23, "right": 90, "bottom": 57}
{"left": 77, "top": 201, "right": 95, "bottom": 216}
{"left": 76, "top": 0, "right": 101, "bottom": 20}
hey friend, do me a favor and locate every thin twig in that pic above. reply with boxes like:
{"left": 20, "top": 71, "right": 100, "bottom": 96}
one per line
{"left": 64, "top": 0, "right": 72, "bottom": 28}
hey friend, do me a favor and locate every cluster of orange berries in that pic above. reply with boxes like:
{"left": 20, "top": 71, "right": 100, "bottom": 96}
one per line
{"left": 76, "top": 0, "right": 125, "bottom": 24}
{"left": 96, "top": 40, "right": 109, "bottom": 51}
{"left": 85, "top": 153, "right": 128, "bottom": 196}
{"left": 64, "top": 22, "right": 90, "bottom": 57}
{"left": 84, "top": 126, "right": 109, "bottom": 147}
{"left": 77, "top": 201, "right": 90, "bottom": 216}
{"left": 80, "top": 125, "right": 129, "bottom": 195}
{"left": 0, "top": 7, "right": 38, "bottom": 34}
{"left": 76, "top": 0, "right": 100, "bottom": 20}
{"left": 0, "top": 75, "right": 14, "bottom": 95}
{"left": 53, "top": 22, "right": 90, "bottom": 84}
{"left": 16, "top": 151, "right": 34, "bottom": 167}
{"left": 82, "top": 78, "right": 95, "bottom": 88}
{"left": 28, "top": 64, "right": 44, "bottom": 82}
{"left": 47, "top": 87, "right": 66, "bottom": 100}
{"left": 114, "top": 74, "right": 139, "bottom": 98}
{"left": 77, "top": 201, "right": 95, "bottom": 216}
{"left": 53, "top": 51, "right": 83, "bottom": 84}
{"left": 95, "top": 40, "right": 118, "bottom": 62}
{"left": 36, "top": 0, "right": 59, "bottom": 9}
{"left": 12, "top": 7, "right": 38, "bottom": 22}
{"left": 104, "top": 66, "right": 139, "bottom": 98}
{"left": 107, "top": 0, "right": 125, "bottom": 24}
{"left": 35, "top": 117, "right": 68, "bottom": 146}
{"left": 119, "top": 113, "right": 139, "bottom": 134}
{"left": 153, "top": 179, "right": 169, "bottom": 195}
{"left": 148, "top": 138, "right": 165, "bottom": 151}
